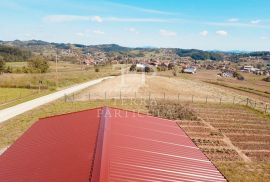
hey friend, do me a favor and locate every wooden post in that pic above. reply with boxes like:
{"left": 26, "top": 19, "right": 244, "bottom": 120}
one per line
{"left": 149, "top": 92, "right": 151, "bottom": 102}
{"left": 265, "top": 104, "right": 268, "bottom": 113}
{"left": 73, "top": 93, "right": 75, "bottom": 102}
{"left": 233, "top": 96, "right": 235, "bottom": 104}
{"left": 64, "top": 94, "right": 67, "bottom": 102}
{"left": 219, "top": 98, "right": 222, "bottom": 104}
{"left": 205, "top": 96, "right": 208, "bottom": 104}
{"left": 246, "top": 98, "right": 249, "bottom": 106}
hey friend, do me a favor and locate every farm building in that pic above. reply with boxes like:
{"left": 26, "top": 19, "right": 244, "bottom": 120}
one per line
{"left": 0, "top": 107, "right": 226, "bottom": 182}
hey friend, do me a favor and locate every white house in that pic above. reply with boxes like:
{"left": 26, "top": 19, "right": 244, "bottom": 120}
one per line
{"left": 183, "top": 67, "right": 197, "bottom": 74}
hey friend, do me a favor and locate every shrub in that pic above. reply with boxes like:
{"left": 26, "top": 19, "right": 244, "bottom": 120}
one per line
{"left": 0, "top": 58, "right": 5, "bottom": 73}
{"left": 95, "top": 68, "right": 100, "bottom": 72}
{"left": 129, "top": 64, "right": 136, "bottom": 71}
{"left": 28, "top": 56, "right": 49, "bottom": 73}
{"left": 157, "top": 66, "right": 167, "bottom": 71}
{"left": 263, "top": 76, "right": 270, "bottom": 82}
{"left": 147, "top": 100, "right": 198, "bottom": 120}
{"left": 172, "top": 66, "right": 179, "bottom": 76}
{"left": 233, "top": 72, "right": 244, "bottom": 80}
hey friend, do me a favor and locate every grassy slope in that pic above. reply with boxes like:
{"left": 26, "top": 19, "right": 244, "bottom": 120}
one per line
{"left": 0, "top": 63, "right": 125, "bottom": 109}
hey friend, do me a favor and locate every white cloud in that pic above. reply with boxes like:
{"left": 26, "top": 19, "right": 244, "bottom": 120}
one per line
{"left": 228, "top": 18, "right": 239, "bottom": 22}
{"left": 105, "top": 17, "right": 172, "bottom": 23}
{"left": 91, "top": 16, "right": 103, "bottom": 23}
{"left": 160, "top": 29, "right": 177, "bottom": 37}
{"left": 43, "top": 15, "right": 173, "bottom": 23}
{"left": 105, "top": 2, "right": 177, "bottom": 15}
{"left": 200, "top": 30, "right": 208, "bottom": 37}
{"left": 127, "top": 27, "right": 139, "bottom": 34}
{"left": 75, "top": 32, "right": 85, "bottom": 37}
{"left": 43, "top": 15, "right": 103, "bottom": 23}
{"left": 260, "top": 36, "right": 268, "bottom": 40}
{"left": 251, "top": 19, "right": 261, "bottom": 24}
{"left": 216, "top": 30, "right": 228, "bottom": 36}
{"left": 93, "top": 30, "right": 105, "bottom": 35}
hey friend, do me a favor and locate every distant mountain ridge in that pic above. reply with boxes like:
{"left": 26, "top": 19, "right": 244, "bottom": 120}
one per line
{"left": 1, "top": 40, "right": 270, "bottom": 62}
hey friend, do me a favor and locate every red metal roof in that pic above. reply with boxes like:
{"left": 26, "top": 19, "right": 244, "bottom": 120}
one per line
{"left": 0, "top": 107, "right": 226, "bottom": 182}
{"left": 0, "top": 108, "right": 101, "bottom": 182}
{"left": 92, "top": 107, "right": 226, "bottom": 182}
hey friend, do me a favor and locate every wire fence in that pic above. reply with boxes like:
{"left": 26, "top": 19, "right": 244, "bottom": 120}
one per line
{"left": 0, "top": 91, "right": 39, "bottom": 106}
{"left": 63, "top": 91, "right": 270, "bottom": 114}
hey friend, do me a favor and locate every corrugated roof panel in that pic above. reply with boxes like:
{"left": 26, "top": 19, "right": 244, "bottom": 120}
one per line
{"left": 95, "top": 108, "right": 226, "bottom": 182}
{"left": 0, "top": 109, "right": 101, "bottom": 182}
{"left": 0, "top": 107, "right": 226, "bottom": 182}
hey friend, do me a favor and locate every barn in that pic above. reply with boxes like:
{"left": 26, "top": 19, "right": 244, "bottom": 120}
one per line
{"left": 0, "top": 107, "right": 226, "bottom": 182}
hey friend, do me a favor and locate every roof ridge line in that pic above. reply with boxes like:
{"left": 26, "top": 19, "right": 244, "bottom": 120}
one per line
{"left": 89, "top": 107, "right": 108, "bottom": 182}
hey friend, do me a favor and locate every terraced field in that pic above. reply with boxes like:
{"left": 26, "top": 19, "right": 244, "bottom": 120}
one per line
{"left": 178, "top": 104, "right": 270, "bottom": 182}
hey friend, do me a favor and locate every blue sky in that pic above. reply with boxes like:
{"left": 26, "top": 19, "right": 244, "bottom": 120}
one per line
{"left": 0, "top": 0, "right": 270, "bottom": 51}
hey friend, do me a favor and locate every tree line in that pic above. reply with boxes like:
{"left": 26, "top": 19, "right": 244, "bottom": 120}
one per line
{"left": 0, "top": 45, "right": 49, "bottom": 74}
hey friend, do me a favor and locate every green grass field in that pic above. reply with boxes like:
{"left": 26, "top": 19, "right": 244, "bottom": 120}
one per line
{"left": 0, "top": 88, "right": 37, "bottom": 103}
{"left": 0, "top": 62, "right": 124, "bottom": 90}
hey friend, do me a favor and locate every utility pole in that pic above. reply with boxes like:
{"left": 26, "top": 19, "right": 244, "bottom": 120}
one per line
{"left": 55, "top": 50, "right": 59, "bottom": 89}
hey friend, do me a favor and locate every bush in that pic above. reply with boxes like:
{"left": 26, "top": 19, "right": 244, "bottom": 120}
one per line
{"left": 95, "top": 68, "right": 100, "bottom": 72}
{"left": 263, "top": 76, "right": 270, "bottom": 82}
{"left": 0, "top": 58, "right": 5, "bottom": 73}
{"left": 28, "top": 56, "right": 49, "bottom": 73}
{"left": 147, "top": 100, "right": 198, "bottom": 120}
{"left": 233, "top": 72, "right": 244, "bottom": 80}
{"left": 129, "top": 64, "right": 136, "bottom": 71}
{"left": 157, "top": 66, "right": 167, "bottom": 71}
{"left": 172, "top": 66, "right": 179, "bottom": 76}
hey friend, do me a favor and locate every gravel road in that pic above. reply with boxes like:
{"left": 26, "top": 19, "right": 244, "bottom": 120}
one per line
{"left": 0, "top": 77, "right": 113, "bottom": 123}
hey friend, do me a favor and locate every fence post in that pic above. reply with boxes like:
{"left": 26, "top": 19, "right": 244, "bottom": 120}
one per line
{"left": 73, "top": 93, "right": 75, "bottom": 102}
{"left": 246, "top": 98, "right": 249, "bottom": 106}
{"left": 265, "top": 104, "right": 268, "bottom": 113}
{"left": 219, "top": 98, "right": 222, "bottom": 104}
{"left": 149, "top": 92, "right": 151, "bottom": 102}
{"left": 205, "top": 96, "right": 208, "bottom": 104}
{"left": 178, "top": 94, "right": 180, "bottom": 102}
{"left": 233, "top": 96, "right": 235, "bottom": 104}
{"left": 120, "top": 91, "right": 122, "bottom": 100}
{"left": 64, "top": 94, "right": 67, "bottom": 102}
